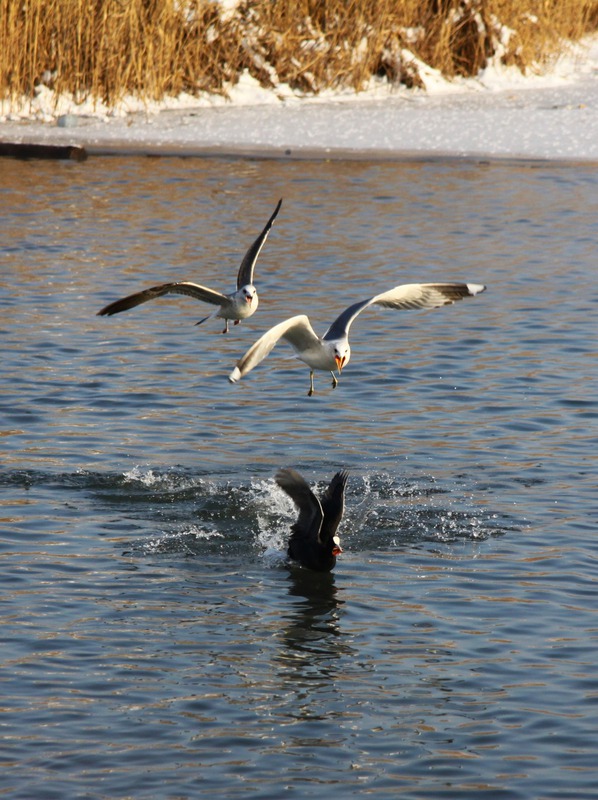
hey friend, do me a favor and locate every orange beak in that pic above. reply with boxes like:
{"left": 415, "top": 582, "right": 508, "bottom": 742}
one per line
{"left": 334, "top": 355, "right": 345, "bottom": 373}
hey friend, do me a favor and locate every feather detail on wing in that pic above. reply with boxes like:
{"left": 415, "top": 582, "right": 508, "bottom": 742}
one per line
{"left": 318, "top": 470, "right": 349, "bottom": 542}
{"left": 275, "top": 468, "right": 323, "bottom": 541}
{"left": 97, "top": 281, "right": 228, "bottom": 316}
{"left": 370, "top": 282, "right": 486, "bottom": 311}
{"left": 237, "top": 198, "right": 282, "bottom": 288}
{"left": 323, "top": 282, "right": 486, "bottom": 340}
{"left": 229, "top": 315, "right": 320, "bottom": 382}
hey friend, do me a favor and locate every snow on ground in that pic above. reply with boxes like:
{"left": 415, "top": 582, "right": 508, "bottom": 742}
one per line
{"left": 1, "top": 36, "right": 597, "bottom": 161}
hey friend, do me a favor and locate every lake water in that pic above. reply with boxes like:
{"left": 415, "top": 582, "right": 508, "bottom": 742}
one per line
{"left": 1, "top": 152, "right": 597, "bottom": 799}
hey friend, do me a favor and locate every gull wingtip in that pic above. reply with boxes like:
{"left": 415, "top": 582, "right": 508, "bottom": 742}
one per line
{"left": 229, "top": 366, "right": 242, "bottom": 384}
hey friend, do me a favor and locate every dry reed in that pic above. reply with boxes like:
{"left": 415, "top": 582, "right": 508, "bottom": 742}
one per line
{"left": 1, "top": 0, "right": 597, "bottom": 109}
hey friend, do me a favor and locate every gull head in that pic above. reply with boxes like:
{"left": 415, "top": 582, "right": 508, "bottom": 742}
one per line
{"left": 333, "top": 342, "right": 350, "bottom": 373}
{"left": 240, "top": 284, "right": 256, "bottom": 305}
{"left": 234, "top": 284, "right": 258, "bottom": 320}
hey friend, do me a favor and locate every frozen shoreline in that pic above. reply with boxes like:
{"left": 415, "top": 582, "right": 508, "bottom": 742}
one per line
{"left": 2, "top": 37, "right": 598, "bottom": 162}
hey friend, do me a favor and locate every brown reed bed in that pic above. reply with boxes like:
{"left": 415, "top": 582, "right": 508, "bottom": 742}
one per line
{"left": 1, "top": 0, "right": 597, "bottom": 110}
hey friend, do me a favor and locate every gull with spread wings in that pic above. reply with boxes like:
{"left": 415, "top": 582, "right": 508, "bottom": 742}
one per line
{"left": 97, "top": 199, "right": 282, "bottom": 333}
{"left": 230, "top": 282, "right": 486, "bottom": 395}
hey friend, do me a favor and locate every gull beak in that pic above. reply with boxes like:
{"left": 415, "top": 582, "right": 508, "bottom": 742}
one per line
{"left": 334, "top": 355, "right": 345, "bottom": 373}
{"left": 245, "top": 295, "right": 253, "bottom": 304}
{"left": 332, "top": 535, "right": 342, "bottom": 556}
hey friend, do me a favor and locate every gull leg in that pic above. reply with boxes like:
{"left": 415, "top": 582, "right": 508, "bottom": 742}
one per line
{"left": 308, "top": 371, "right": 315, "bottom": 397}
{"left": 234, "top": 319, "right": 240, "bottom": 326}
{"left": 222, "top": 320, "right": 229, "bottom": 334}
{"left": 330, "top": 371, "right": 338, "bottom": 389}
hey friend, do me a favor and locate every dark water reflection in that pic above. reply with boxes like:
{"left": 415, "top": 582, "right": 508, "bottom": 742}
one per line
{"left": 1, "top": 154, "right": 597, "bottom": 799}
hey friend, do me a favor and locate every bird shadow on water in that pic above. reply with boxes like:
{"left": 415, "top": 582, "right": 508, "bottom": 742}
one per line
{"left": 286, "top": 566, "right": 344, "bottom": 616}
{"left": 273, "top": 568, "right": 356, "bottom": 692}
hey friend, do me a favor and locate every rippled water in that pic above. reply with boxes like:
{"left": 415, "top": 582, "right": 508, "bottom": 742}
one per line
{"left": 1, "top": 154, "right": 597, "bottom": 799}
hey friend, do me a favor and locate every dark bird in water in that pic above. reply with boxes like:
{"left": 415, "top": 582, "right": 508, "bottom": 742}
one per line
{"left": 230, "top": 281, "right": 486, "bottom": 394}
{"left": 275, "top": 468, "right": 349, "bottom": 572}
{"left": 97, "top": 199, "right": 282, "bottom": 333}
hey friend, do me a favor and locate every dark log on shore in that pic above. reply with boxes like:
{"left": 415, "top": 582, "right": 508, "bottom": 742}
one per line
{"left": 0, "top": 142, "right": 87, "bottom": 161}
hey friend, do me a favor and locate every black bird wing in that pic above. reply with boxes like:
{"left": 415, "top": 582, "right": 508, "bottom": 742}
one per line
{"left": 237, "top": 198, "right": 282, "bottom": 289}
{"left": 275, "top": 468, "right": 323, "bottom": 544}
{"left": 318, "top": 470, "right": 349, "bottom": 543}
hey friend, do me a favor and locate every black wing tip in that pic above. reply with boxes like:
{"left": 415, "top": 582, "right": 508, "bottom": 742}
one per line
{"left": 96, "top": 299, "right": 137, "bottom": 316}
{"left": 276, "top": 467, "right": 349, "bottom": 486}
{"left": 331, "top": 469, "right": 350, "bottom": 486}
{"left": 268, "top": 198, "right": 283, "bottom": 224}
{"left": 276, "top": 467, "right": 349, "bottom": 483}
{"left": 326, "top": 470, "right": 350, "bottom": 502}
{"left": 431, "top": 282, "right": 487, "bottom": 306}
{"left": 444, "top": 282, "right": 486, "bottom": 299}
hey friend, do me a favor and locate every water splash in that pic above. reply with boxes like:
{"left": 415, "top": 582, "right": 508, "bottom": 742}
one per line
{"left": 1, "top": 465, "right": 510, "bottom": 560}
{"left": 144, "top": 524, "right": 224, "bottom": 555}
{"left": 123, "top": 464, "right": 210, "bottom": 495}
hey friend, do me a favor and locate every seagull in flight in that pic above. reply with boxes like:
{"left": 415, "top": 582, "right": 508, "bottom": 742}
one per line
{"left": 230, "top": 282, "right": 486, "bottom": 395}
{"left": 275, "top": 468, "right": 349, "bottom": 572}
{"left": 97, "top": 198, "right": 282, "bottom": 333}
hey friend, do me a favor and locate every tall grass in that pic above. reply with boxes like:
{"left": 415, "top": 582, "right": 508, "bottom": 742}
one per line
{"left": 1, "top": 0, "right": 597, "bottom": 109}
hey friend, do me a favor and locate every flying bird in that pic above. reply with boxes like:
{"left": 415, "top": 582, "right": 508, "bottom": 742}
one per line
{"left": 275, "top": 468, "right": 349, "bottom": 572}
{"left": 229, "top": 282, "right": 486, "bottom": 395}
{"left": 97, "top": 198, "right": 282, "bottom": 333}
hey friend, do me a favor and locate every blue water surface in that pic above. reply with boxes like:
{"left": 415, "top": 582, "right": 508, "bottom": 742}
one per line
{"left": 1, "top": 153, "right": 597, "bottom": 799}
